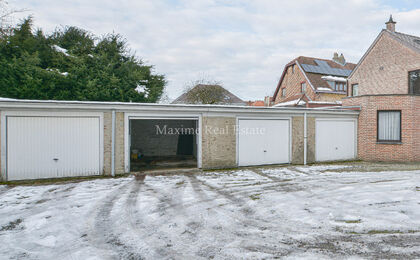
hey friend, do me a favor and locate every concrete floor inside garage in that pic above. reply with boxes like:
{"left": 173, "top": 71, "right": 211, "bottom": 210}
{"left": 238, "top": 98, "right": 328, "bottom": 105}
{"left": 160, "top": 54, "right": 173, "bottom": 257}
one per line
{"left": 129, "top": 119, "right": 198, "bottom": 171}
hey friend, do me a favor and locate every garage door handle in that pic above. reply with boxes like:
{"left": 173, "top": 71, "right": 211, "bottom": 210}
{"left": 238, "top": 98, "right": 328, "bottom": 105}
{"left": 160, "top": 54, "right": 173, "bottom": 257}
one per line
{"left": 263, "top": 150, "right": 267, "bottom": 152}
{"left": 53, "top": 158, "right": 59, "bottom": 162}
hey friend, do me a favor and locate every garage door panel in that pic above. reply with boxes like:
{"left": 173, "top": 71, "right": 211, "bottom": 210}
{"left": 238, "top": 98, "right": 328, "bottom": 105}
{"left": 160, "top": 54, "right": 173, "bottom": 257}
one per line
{"left": 7, "top": 116, "right": 101, "bottom": 180}
{"left": 315, "top": 120, "right": 356, "bottom": 162}
{"left": 238, "top": 119, "right": 289, "bottom": 166}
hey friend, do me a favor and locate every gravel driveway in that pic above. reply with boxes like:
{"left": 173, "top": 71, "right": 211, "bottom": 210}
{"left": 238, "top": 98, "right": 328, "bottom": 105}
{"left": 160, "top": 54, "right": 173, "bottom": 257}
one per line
{"left": 0, "top": 164, "right": 419, "bottom": 259}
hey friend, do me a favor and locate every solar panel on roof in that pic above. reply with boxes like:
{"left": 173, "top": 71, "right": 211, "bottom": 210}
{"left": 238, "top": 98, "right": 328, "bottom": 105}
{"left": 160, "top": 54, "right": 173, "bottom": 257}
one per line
{"left": 300, "top": 59, "right": 352, "bottom": 77}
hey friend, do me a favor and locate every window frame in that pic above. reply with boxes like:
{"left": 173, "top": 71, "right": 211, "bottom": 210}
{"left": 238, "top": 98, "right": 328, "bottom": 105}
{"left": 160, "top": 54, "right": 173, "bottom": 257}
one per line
{"left": 301, "top": 82, "right": 306, "bottom": 93}
{"left": 351, "top": 84, "right": 359, "bottom": 96}
{"left": 377, "top": 110, "right": 402, "bottom": 143}
{"left": 281, "top": 88, "right": 286, "bottom": 97}
{"left": 408, "top": 69, "right": 420, "bottom": 95}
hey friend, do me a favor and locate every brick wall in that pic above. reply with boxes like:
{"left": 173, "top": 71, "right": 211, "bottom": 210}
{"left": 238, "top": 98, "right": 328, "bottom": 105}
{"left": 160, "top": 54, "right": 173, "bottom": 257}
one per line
{"left": 317, "top": 93, "right": 346, "bottom": 102}
{"left": 349, "top": 32, "right": 420, "bottom": 95}
{"left": 273, "top": 65, "right": 316, "bottom": 104}
{"left": 343, "top": 95, "right": 420, "bottom": 161}
{"left": 344, "top": 30, "right": 420, "bottom": 162}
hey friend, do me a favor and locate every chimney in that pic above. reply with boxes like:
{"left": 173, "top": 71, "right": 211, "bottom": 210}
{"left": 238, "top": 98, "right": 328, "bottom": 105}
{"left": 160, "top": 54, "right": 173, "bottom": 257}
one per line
{"left": 385, "top": 15, "right": 396, "bottom": 32}
{"left": 333, "top": 52, "right": 339, "bottom": 62}
{"left": 264, "top": 96, "right": 271, "bottom": 107}
{"left": 332, "top": 52, "right": 346, "bottom": 65}
{"left": 339, "top": 53, "right": 346, "bottom": 65}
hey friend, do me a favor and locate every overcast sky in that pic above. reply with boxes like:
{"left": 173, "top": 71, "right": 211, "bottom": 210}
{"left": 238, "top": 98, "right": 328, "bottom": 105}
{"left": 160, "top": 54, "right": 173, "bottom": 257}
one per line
{"left": 12, "top": 0, "right": 420, "bottom": 101}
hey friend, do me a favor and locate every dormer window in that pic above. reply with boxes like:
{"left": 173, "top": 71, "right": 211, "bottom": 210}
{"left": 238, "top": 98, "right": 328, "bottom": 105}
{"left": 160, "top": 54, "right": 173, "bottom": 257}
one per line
{"left": 321, "top": 76, "right": 347, "bottom": 92}
{"left": 327, "top": 81, "right": 335, "bottom": 89}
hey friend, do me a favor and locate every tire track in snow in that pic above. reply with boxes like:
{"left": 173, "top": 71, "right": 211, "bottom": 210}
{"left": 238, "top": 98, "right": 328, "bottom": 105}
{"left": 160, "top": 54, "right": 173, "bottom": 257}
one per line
{"left": 188, "top": 175, "right": 274, "bottom": 230}
{"left": 124, "top": 177, "right": 198, "bottom": 259}
{"left": 124, "top": 180, "right": 184, "bottom": 259}
{"left": 186, "top": 175, "right": 292, "bottom": 258}
{"left": 86, "top": 180, "right": 144, "bottom": 260}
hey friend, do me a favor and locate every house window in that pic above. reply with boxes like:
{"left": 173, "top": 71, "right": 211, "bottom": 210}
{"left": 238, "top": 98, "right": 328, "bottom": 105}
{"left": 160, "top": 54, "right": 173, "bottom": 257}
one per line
{"left": 301, "top": 82, "right": 306, "bottom": 93}
{"left": 292, "top": 65, "right": 295, "bottom": 74}
{"left": 352, "top": 84, "right": 359, "bottom": 96}
{"left": 409, "top": 70, "right": 420, "bottom": 94}
{"left": 327, "top": 81, "right": 335, "bottom": 89}
{"left": 377, "top": 111, "right": 401, "bottom": 142}
{"left": 281, "top": 88, "right": 286, "bottom": 97}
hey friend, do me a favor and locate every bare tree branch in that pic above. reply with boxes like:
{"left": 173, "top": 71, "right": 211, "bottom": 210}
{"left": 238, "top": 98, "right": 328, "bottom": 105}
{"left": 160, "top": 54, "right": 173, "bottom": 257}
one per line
{"left": 0, "top": 0, "right": 28, "bottom": 37}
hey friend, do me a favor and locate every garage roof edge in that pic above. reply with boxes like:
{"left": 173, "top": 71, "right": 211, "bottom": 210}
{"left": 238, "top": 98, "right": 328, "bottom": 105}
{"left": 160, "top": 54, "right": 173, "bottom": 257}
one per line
{"left": 0, "top": 98, "right": 359, "bottom": 115}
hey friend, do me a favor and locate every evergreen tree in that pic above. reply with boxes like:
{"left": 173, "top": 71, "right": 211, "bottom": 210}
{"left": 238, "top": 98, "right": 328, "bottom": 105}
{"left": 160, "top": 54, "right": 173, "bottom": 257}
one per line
{"left": 0, "top": 18, "right": 166, "bottom": 102}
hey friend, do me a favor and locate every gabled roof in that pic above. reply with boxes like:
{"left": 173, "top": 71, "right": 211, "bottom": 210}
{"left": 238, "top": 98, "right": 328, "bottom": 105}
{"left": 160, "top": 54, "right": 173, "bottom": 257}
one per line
{"left": 391, "top": 31, "right": 420, "bottom": 53}
{"left": 172, "top": 84, "right": 246, "bottom": 105}
{"left": 273, "top": 56, "right": 356, "bottom": 98}
{"left": 349, "top": 29, "right": 420, "bottom": 78}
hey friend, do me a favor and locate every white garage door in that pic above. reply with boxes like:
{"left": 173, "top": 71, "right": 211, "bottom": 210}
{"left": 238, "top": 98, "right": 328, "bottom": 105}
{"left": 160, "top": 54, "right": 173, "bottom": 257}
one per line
{"left": 315, "top": 119, "right": 356, "bottom": 162}
{"left": 7, "top": 116, "right": 101, "bottom": 180}
{"left": 238, "top": 119, "right": 290, "bottom": 166}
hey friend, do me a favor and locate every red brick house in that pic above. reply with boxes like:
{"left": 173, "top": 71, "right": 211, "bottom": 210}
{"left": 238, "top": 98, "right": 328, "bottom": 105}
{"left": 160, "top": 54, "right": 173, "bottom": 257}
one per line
{"left": 272, "top": 55, "right": 356, "bottom": 107}
{"left": 342, "top": 16, "right": 420, "bottom": 162}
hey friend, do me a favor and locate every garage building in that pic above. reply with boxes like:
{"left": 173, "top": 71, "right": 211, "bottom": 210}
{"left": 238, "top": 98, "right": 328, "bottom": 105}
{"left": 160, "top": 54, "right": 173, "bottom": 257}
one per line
{"left": 0, "top": 99, "right": 359, "bottom": 181}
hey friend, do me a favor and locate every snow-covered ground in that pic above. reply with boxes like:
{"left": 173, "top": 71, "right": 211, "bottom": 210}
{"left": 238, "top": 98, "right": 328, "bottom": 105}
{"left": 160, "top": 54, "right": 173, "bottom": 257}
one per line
{"left": 0, "top": 165, "right": 419, "bottom": 259}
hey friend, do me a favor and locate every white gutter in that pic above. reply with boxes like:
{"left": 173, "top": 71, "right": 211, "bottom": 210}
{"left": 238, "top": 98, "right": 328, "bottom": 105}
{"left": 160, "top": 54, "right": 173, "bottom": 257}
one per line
{"left": 303, "top": 112, "right": 307, "bottom": 165}
{"left": 0, "top": 99, "right": 360, "bottom": 116}
{"left": 111, "top": 110, "right": 116, "bottom": 177}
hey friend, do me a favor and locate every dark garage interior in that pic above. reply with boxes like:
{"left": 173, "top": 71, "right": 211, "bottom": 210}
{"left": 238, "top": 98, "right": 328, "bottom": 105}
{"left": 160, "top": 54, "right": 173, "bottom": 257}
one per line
{"left": 129, "top": 119, "right": 198, "bottom": 171}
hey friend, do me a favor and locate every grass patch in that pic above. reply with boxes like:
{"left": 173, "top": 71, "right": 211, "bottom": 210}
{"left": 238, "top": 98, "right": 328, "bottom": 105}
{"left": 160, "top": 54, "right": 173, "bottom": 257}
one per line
{"left": 344, "top": 219, "right": 362, "bottom": 224}
{"left": 249, "top": 193, "right": 261, "bottom": 200}
{"left": 349, "top": 229, "right": 419, "bottom": 235}
{"left": 0, "top": 219, "right": 23, "bottom": 231}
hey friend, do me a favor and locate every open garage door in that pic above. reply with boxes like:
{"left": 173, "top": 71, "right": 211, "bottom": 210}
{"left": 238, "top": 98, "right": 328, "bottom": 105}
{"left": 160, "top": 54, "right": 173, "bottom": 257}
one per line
{"left": 315, "top": 119, "right": 356, "bottom": 162}
{"left": 6, "top": 116, "right": 102, "bottom": 180}
{"left": 129, "top": 119, "right": 198, "bottom": 171}
{"left": 238, "top": 119, "right": 290, "bottom": 166}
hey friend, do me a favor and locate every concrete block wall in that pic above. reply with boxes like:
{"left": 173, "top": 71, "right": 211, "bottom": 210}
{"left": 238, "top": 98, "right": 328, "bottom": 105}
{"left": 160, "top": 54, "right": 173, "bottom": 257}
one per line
{"left": 103, "top": 111, "right": 125, "bottom": 175}
{"left": 291, "top": 116, "right": 316, "bottom": 164}
{"left": 103, "top": 112, "right": 112, "bottom": 175}
{"left": 115, "top": 112, "right": 125, "bottom": 174}
{"left": 201, "top": 117, "right": 236, "bottom": 169}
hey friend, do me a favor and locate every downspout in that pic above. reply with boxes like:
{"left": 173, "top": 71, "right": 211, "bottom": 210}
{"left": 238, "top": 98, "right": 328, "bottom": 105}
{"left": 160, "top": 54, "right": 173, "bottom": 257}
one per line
{"left": 111, "top": 109, "right": 116, "bottom": 177}
{"left": 303, "top": 111, "right": 307, "bottom": 165}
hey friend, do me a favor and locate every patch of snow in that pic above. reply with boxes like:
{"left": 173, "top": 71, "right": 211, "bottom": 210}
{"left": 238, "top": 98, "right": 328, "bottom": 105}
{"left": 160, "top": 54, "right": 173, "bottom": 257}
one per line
{"left": 321, "top": 75, "right": 347, "bottom": 82}
{"left": 273, "top": 99, "right": 301, "bottom": 107}
{"left": 46, "top": 68, "right": 69, "bottom": 77}
{"left": 52, "top": 45, "right": 69, "bottom": 56}
{"left": 135, "top": 84, "right": 149, "bottom": 98}
{"left": 317, "top": 87, "right": 333, "bottom": 91}
{"left": 0, "top": 166, "right": 418, "bottom": 258}
{"left": 36, "top": 235, "right": 56, "bottom": 247}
